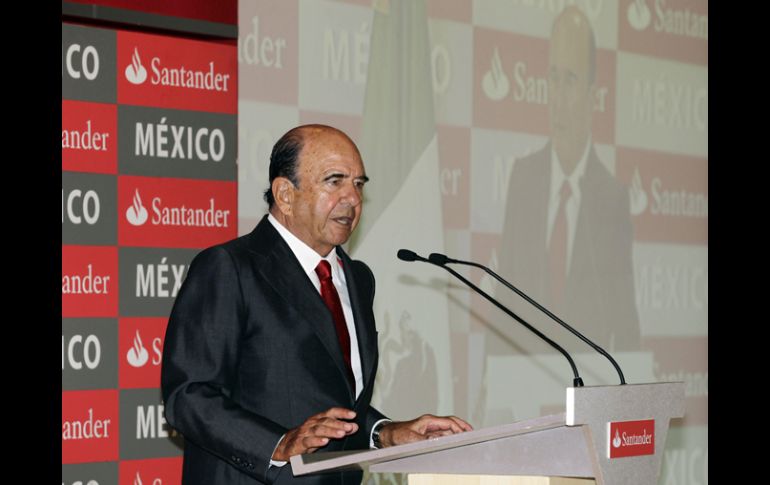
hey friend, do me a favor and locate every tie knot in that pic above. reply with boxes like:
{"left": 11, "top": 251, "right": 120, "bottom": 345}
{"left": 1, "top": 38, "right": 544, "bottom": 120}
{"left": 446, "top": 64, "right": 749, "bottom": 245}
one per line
{"left": 559, "top": 180, "right": 572, "bottom": 202}
{"left": 315, "top": 260, "right": 333, "bottom": 281}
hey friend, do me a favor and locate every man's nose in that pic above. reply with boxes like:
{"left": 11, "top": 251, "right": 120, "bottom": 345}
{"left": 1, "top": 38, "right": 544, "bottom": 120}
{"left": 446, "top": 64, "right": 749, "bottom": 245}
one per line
{"left": 341, "top": 182, "right": 362, "bottom": 206}
{"left": 550, "top": 80, "right": 565, "bottom": 111}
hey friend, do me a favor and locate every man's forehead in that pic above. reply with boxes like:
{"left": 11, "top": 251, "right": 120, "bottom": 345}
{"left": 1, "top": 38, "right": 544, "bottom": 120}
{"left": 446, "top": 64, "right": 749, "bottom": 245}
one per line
{"left": 549, "top": 32, "right": 589, "bottom": 71}
{"left": 297, "top": 132, "right": 365, "bottom": 174}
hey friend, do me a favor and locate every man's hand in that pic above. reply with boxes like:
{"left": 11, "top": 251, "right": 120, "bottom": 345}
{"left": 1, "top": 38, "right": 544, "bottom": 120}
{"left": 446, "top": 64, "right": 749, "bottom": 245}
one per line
{"left": 272, "top": 407, "right": 359, "bottom": 461}
{"left": 378, "top": 414, "right": 473, "bottom": 447}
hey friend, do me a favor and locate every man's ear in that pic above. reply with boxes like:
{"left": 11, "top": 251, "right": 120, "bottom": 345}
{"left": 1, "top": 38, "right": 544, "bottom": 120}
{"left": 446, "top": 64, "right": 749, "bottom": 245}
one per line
{"left": 272, "top": 177, "right": 294, "bottom": 216}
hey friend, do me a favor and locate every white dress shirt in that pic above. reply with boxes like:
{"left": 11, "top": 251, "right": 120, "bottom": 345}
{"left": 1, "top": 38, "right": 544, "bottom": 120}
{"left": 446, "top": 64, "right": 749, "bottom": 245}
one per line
{"left": 546, "top": 138, "right": 591, "bottom": 274}
{"left": 268, "top": 213, "right": 364, "bottom": 397}
{"left": 267, "top": 214, "right": 387, "bottom": 466}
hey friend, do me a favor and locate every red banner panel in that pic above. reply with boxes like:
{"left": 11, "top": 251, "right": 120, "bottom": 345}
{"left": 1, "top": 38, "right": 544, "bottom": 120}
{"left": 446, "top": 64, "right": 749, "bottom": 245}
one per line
{"left": 62, "top": 390, "right": 119, "bottom": 464}
{"left": 62, "top": 100, "right": 118, "bottom": 174}
{"left": 117, "top": 30, "right": 237, "bottom": 114}
{"left": 62, "top": 245, "right": 118, "bottom": 317}
{"left": 118, "top": 175, "right": 237, "bottom": 248}
{"left": 119, "top": 457, "right": 183, "bottom": 485}
{"left": 66, "top": 0, "right": 236, "bottom": 25}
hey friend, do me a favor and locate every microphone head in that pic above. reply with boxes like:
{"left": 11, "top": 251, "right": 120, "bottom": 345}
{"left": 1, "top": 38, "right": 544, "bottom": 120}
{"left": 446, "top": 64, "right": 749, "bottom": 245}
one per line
{"left": 428, "top": 253, "right": 449, "bottom": 265}
{"left": 397, "top": 249, "right": 419, "bottom": 262}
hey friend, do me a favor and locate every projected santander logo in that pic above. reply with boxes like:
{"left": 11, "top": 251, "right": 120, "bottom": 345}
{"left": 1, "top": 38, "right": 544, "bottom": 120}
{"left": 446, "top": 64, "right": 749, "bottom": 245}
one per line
{"left": 619, "top": 0, "right": 708, "bottom": 65}
{"left": 481, "top": 47, "right": 509, "bottom": 101}
{"left": 619, "top": 148, "right": 708, "bottom": 245}
{"left": 627, "top": 0, "right": 652, "bottom": 31}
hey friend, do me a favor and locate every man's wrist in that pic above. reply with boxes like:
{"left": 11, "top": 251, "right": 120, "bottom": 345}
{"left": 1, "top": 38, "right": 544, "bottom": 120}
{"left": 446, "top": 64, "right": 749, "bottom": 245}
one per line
{"left": 370, "top": 419, "right": 391, "bottom": 449}
{"left": 269, "top": 433, "right": 288, "bottom": 467}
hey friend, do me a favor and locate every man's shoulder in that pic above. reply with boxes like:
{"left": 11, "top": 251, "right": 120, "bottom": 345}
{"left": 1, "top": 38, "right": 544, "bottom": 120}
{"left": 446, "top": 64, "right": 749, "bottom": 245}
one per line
{"left": 336, "top": 248, "right": 372, "bottom": 275}
{"left": 584, "top": 153, "right": 629, "bottom": 204}
{"left": 511, "top": 143, "right": 550, "bottom": 179}
{"left": 192, "top": 218, "right": 275, "bottom": 265}
{"left": 337, "top": 248, "right": 375, "bottom": 294}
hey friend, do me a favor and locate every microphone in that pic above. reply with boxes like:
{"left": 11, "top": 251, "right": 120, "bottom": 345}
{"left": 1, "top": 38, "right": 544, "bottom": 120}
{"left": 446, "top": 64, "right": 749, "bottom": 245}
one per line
{"left": 397, "top": 249, "right": 427, "bottom": 263}
{"left": 428, "top": 252, "right": 626, "bottom": 386}
{"left": 398, "top": 249, "right": 584, "bottom": 387}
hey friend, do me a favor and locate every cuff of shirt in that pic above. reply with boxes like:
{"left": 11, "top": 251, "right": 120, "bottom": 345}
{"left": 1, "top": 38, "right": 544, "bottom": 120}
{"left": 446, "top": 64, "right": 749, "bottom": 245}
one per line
{"left": 269, "top": 434, "right": 287, "bottom": 468}
{"left": 369, "top": 418, "right": 392, "bottom": 449}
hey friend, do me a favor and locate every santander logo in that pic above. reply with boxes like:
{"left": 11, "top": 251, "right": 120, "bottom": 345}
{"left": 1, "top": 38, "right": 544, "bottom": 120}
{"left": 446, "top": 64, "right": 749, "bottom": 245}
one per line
{"left": 134, "top": 471, "right": 163, "bottom": 485}
{"left": 627, "top": 0, "right": 652, "bottom": 31}
{"left": 126, "top": 189, "right": 149, "bottom": 226}
{"left": 127, "top": 330, "right": 150, "bottom": 368}
{"left": 608, "top": 419, "right": 655, "bottom": 458}
{"left": 629, "top": 166, "right": 648, "bottom": 216}
{"left": 482, "top": 47, "right": 510, "bottom": 101}
{"left": 612, "top": 429, "right": 622, "bottom": 448}
{"left": 126, "top": 47, "right": 148, "bottom": 85}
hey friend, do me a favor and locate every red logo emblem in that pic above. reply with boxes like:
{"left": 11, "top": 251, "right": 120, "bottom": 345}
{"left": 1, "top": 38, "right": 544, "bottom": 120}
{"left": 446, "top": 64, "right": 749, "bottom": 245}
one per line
{"left": 120, "top": 318, "right": 168, "bottom": 389}
{"left": 608, "top": 419, "right": 655, "bottom": 458}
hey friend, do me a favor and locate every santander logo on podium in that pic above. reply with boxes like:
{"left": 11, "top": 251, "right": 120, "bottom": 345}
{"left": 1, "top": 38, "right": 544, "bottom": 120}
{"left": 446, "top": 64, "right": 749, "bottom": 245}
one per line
{"left": 608, "top": 419, "right": 655, "bottom": 459}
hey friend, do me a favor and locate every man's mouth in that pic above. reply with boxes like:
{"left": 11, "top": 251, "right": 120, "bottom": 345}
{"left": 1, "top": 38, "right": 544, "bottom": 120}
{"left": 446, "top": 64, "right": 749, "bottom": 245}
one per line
{"left": 332, "top": 216, "right": 354, "bottom": 226}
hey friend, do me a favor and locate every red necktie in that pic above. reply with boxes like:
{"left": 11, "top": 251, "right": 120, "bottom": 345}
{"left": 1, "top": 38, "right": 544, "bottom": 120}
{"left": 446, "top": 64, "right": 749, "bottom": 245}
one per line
{"left": 549, "top": 181, "right": 572, "bottom": 308}
{"left": 315, "top": 260, "right": 355, "bottom": 389}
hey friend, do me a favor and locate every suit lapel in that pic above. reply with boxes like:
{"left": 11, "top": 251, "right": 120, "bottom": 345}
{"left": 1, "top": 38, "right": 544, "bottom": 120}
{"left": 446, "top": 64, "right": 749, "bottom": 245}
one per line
{"left": 337, "top": 248, "right": 377, "bottom": 396}
{"left": 248, "top": 217, "right": 353, "bottom": 398}
{"left": 569, "top": 149, "right": 601, "bottom": 298}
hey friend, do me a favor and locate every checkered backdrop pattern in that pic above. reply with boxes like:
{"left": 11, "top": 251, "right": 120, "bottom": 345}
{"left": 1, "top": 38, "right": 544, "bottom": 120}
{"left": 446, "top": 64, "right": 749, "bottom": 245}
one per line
{"left": 237, "top": 1, "right": 706, "bottom": 484}
{"left": 62, "top": 21, "right": 238, "bottom": 484}
{"left": 62, "top": 1, "right": 707, "bottom": 484}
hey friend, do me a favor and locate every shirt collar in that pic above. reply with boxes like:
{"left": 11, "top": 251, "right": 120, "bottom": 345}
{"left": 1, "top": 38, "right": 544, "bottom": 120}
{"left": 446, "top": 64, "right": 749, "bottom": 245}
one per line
{"left": 267, "top": 213, "right": 340, "bottom": 277}
{"left": 550, "top": 136, "right": 591, "bottom": 194}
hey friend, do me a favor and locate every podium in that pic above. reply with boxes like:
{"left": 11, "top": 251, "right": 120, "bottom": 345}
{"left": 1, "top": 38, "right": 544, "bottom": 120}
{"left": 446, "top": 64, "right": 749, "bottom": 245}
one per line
{"left": 290, "top": 382, "right": 685, "bottom": 485}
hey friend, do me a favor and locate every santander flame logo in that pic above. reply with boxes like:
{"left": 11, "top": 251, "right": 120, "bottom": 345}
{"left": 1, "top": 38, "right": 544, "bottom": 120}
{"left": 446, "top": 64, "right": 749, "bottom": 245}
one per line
{"left": 127, "top": 330, "right": 149, "bottom": 368}
{"left": 482, "top": 47, "right": 510, "bottom": 101}
{"left": 126, "top": 189, "right": 149, "bottom": 226}
{"left": 627, "top": 0, "right": 652, "bottom": 31}
{"left": 125, "top": 47, "right": 148, "bottom": 85}
{"left": 612, "top": 429, "right": 622, "bottom": 448}
{"left": 629, "top": 166, "right": 648, "bottom": 216}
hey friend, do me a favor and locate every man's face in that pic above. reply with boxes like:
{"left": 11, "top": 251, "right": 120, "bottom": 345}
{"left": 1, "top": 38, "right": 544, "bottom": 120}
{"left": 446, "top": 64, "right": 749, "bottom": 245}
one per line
{"left": 548, "top": 19, "right": 594, "bottom": 167}
{"left": 285, "top": 131, "right": 367, "bottom": 256}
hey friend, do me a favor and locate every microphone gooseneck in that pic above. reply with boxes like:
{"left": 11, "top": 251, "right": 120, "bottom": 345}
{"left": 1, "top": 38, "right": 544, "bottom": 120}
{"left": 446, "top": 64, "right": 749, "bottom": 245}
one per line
{"left": 399, "top": 249, "right": 584, "bottom": 387}
{"left": 429, "top": 252, "right": 626, "bottom": 386}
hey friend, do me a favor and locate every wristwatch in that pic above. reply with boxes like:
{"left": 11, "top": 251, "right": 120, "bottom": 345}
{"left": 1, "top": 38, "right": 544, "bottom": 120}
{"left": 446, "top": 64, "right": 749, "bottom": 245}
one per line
{"left": 372, "top": 421, "right": 388, "bottom": 449}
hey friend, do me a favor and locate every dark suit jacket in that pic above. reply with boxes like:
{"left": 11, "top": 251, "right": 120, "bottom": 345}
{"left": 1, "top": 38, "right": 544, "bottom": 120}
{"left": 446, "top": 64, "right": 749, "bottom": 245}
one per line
{"left": 161, "top": 215, "right": 386, "bottom": 485}
{"left": 497, "top": 142, "right": 640, "bottom": 354}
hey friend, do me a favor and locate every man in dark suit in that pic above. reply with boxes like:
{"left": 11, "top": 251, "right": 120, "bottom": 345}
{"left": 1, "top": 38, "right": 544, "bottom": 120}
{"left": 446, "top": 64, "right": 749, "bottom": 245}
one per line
{"left": 496, "top": 6, "right": 640, "bottom": 355}
{"left": 161, "top": 124, "right": 471, "bottom": 484}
